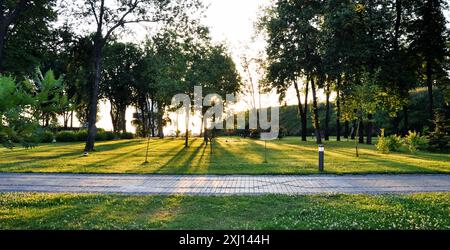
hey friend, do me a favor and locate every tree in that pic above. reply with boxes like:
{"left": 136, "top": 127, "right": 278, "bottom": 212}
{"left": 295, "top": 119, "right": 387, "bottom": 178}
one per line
{"left": 23, "top": 68, "right": 67, "bottom": 128}
{"left": 188, "top": 44, "right": 241, "bottom": 144}
{"left": 101, "top": 42, "right": 141, "bottom": 133}
{"left": 0, "top": 0, "right": 56, "bottom": 75}
{"left": 0, "top": 75, "right": 36, "bottom": 148}
{"left": 410, "top": 0, "right": 449, "bottom": 123}
{"left": 345, "top": 72, "right": 381, "bottom": 155}
{"left": 260, "top": 0, "right": 323, "bottom": 143}
{"left": 70, "top": 0, "right": 202, "bottom": 152}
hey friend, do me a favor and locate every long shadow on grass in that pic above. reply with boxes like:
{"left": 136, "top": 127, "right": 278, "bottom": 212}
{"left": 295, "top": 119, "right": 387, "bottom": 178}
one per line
{"left": 154, "top": 139, "right": 210, "bottom": 173}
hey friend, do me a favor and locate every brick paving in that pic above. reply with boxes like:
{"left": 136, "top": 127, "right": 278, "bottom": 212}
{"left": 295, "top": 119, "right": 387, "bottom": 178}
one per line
{"left": 0, "top": 173, "right": 449, "bottom": 195}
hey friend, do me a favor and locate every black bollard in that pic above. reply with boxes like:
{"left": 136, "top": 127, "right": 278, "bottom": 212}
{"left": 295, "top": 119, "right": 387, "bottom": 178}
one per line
{"left": 318, "top": 144, "right": 324, "bottom": 172}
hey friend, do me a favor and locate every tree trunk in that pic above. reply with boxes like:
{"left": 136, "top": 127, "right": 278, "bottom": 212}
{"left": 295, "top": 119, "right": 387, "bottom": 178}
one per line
{"left": 336, "top": 78, "right": 341, "bottom": 141}
{"left": 344, "top": 121, "right": 349, "bottom": 139}
{"left": 366, "top": 113, "right": 373, "bottom": 145}
{"left": 157, "top": 108, "right": 164, "bottom": 139}
{"left": 311, "top": 77, "right": 322, "bottom": 144}
{"left": 84, "top": 38, "right": 103, "bottom": 152}
{"left": 403, "top": 105, "right": 409, "bottom": 135}
{"left": 119, "top": 106, "right": 126, "bottom": 133}
{"left": 324, "top": 83, "right": 331, "bottom": 141}
{"left": 426, "top": 59, "right": 434, "bottom": 123}
{"left": 185, "top": 110, "right": 189, "bottom": 148}
{"left": 293, "top": 80, "right": 306, "bottom": 141}
{"left": 351, "top": 120, "right": 357, "bottom": 140}
{"left": 358, "top": 119, "right": 364, "bottom": 144}
{"left": 150, "top": 98, "right": 155, "bottom": 137}
{"left": 70, "top": 110, "right": 74, "bottom": 128}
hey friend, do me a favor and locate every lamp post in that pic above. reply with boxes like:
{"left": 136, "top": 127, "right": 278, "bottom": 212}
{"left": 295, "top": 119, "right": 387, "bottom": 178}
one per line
{"left": 318, "top": 144, "right": 324, "bottom": 172}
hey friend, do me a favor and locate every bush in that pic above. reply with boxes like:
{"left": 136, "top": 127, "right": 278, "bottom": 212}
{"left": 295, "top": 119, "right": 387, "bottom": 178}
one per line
{"left": 404, "top": 131, "right": 429, "bottom": 153}
{"left": 376, "top": 129, "right": 390, "bottom": 153}
{"left": 56, "top": 131, "right": 77, "bottom": 142}
{"left": 39, "top": 131, "right": 54, "bottom": 143}
{"left": 249, "top": 129, "right": 260, "bottom": 139}
{"left": 104, "top": 131, "right": 116, "bottom": 140}
{"left": 120, "top": 132, "right": 134, "bottom": 139}
{"left": 428, "top": 111, "right": 450, "bottom": 152}
{"left": 95, "top": 131, "right": 107, "bottom": 141}
{"left": 76, "top": 130, "right": 88, "bottom": 141}
{"left": 387, "top": 135, "right": 403, "bottom": 152}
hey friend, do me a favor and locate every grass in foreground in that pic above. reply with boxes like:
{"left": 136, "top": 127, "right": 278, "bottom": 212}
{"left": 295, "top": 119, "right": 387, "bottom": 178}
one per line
{"left": 0, "top": 193, "right": 448, "bottom": 230}
{"left": 0, "top": 137, "right": 449, "bottom": 174}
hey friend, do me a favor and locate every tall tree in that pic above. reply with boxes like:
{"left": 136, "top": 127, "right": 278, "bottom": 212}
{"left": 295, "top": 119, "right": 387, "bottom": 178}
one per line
{"left": 101, "top": 42, "right": 141, "bottom": 133}
{"left": 260, "top": 0, "right": 323, "bottom": 143}
{"left": 410, "top": 0, "right": 449, "bottom": 123}
{"left": 71, "top": 0, "right": 202, "bottom": 152}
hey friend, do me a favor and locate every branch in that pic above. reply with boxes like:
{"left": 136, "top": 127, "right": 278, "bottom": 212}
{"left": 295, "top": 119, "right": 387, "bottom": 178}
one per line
{"left": 88, "top": 0, "right": 99, "bottom": 25}
{"left": 103, "top": 0, "right": 140, "bottom": 41}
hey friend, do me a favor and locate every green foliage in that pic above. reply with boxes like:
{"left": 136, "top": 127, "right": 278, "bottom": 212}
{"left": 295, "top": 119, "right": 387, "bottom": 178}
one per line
{"left": 24, "top": 68, "right": 67, "bottom": 127}
{"left": 56, "top": 131, "right": 77, "bottom": 142}
{"left": 376, "top": 129, "right": 390, "bottom": 154}
{"left": 428, "top": 111, "right": 450, "bottom": 152}
{"left": 120, "top": 132, "right": 134, "bottom": 140}
{"left": 76, "top": 130, "right": 88, "bottom": 141}
{"left": 0, "top": 75, "right": 38, "bottom": 149}
{"left": 104, "top": 131, "right": 116, "bottom": 141}
{"left": 387, "top": 135, "right": 403, "bottom": 152}
{"left": 38, "top": 130, "right": 54, "bottom": 143}
{"left": 404, "top": 131, "right": 429, "bottom": 153}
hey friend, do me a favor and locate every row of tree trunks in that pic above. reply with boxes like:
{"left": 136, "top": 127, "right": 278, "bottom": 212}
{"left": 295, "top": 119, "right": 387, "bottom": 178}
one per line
{"left": 110, "top": 103, "right": 127, "bottom": 133}
{"left": 324, "top": 82, "right": 331, "bottom": 141}
{"left": 310, "top": 77, "right": 322, "bottom": 144}
{"left": 336, "top": 77, "right": 342, "bottom": 141}
{"left": 293, "top": 79, "right": 309, "bottom": 142}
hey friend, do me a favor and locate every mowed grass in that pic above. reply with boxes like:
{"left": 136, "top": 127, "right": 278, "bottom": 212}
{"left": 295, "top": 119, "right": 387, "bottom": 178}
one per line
{"left": 0, "top": 137, "right": 449, "bottom": 174}
{"left": 0, "top": 192, "right": 448, "bottom": 230}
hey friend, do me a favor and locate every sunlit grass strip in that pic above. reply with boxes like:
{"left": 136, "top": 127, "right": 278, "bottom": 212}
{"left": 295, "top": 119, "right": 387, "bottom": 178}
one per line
{"left": 0, "top": 137, "right": 449, "bottom": 174}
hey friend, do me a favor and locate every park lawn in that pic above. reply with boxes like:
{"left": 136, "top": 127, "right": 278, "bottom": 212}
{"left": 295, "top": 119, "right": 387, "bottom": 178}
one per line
{"left": 0, "top": 192, "right": 448, "bottom": 230}
{"left": 0, "top": 137, "right": 449, "bottom": 174}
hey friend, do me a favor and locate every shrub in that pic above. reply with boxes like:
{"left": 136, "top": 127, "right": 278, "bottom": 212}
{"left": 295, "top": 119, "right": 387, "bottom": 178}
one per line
{"left": 76, "top": 130, "right": 88, "bottom": 141}
{"left": 39, "top": 130, "right": 54, "bottom": 143}
{"left": 376, "top": 129, "right": 390, "bottom": 153}
{"left": 404, "top": 131, "right": 429, "bottom": 153}
{"left": 56, "top": 131, "right": 77, "bottom": 142}
{"left": 249, "top": 129, "right": 260, "bottom": 139}
{"left": 387, "top": 135, "right": 403, "bottom": 152}
{"left": 104, "top": 131, "right": 116, "bottom": 141}
{"left": 120, "top": 132, "right": 134, "bottom": 139}
{"left": 428, "top": 111, "right": 450, "bottom": 152}
{"left": 95, "top": 131, "right": 107, "bottom": 141}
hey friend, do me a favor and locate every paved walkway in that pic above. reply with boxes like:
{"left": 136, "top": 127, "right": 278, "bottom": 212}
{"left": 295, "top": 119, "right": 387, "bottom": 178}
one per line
{"left": 0, "top": 173, "right": 449, "bottom": 195}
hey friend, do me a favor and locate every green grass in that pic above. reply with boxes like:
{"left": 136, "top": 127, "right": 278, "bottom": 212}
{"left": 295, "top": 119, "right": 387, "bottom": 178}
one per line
{"left": 0, "top": 192, "right": 448, "bottom": 230}
{"left": 0, "top": 137, "right": 449, "bottom": 174}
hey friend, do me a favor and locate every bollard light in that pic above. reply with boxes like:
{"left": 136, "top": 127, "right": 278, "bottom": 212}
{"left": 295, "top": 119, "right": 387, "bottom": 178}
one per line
{"left": 318, "top": 144, "right": 324, "bottom": 172}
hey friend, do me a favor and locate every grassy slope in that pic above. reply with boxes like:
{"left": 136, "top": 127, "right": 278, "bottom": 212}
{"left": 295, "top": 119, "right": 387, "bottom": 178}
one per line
{"left": 0, "top": 193, "right": 448, "bottom": 230}
{"left": 0, "top": 137, "right": 449, "bottom": 174}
